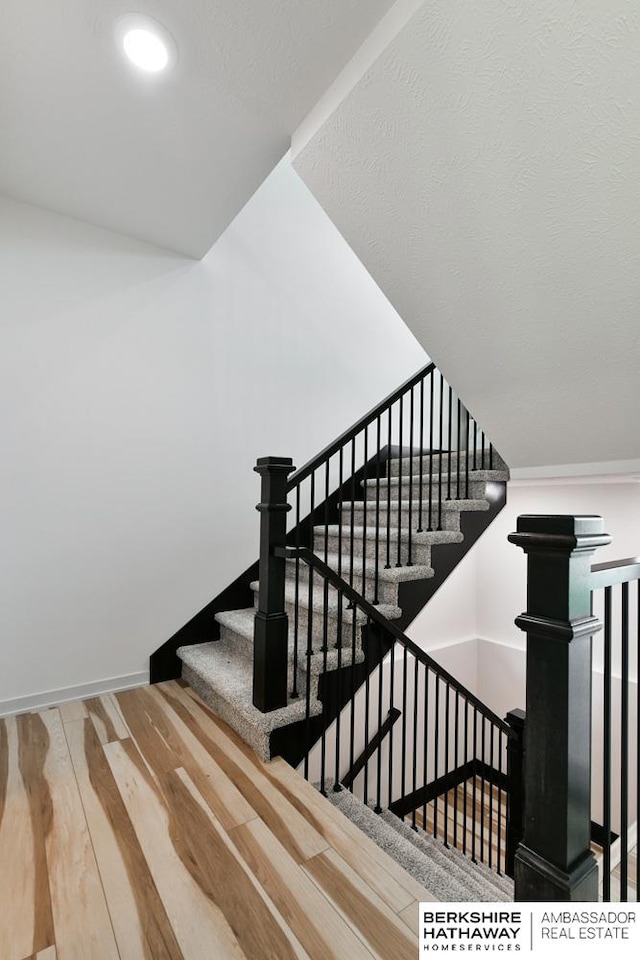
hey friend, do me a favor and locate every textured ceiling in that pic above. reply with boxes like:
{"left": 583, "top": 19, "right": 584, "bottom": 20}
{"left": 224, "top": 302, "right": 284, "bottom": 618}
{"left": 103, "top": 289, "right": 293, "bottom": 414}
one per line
{"left": 0, "top": 0, "right": 394, "bottom": 257}
{"left": 293, "top": 0, "right": 640, "bottom": 471}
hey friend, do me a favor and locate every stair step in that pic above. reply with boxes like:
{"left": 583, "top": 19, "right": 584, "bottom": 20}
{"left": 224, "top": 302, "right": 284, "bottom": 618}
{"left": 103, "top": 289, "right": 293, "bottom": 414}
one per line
{"left": 250, "top": 580, "right": 401, "bottom": 623}
{"left": 316, "top": 525, "right": 463, "bottom": 565}
{"left": 389, "top": 451, "right": 507, "bottom": 476}
{"left": 341, "top": 498, "right": 489, "bottom": 534}
{"left": 215, "top": 608, "right": 366, "bottom": 676}
{"left": 327, "top": 786, "right": 511, "bottom": 902}
{"left": 362, "top": 468, "right": 508, "bottom": 497}
{"left": 285, "top": 552, "right": 434, "bottom": 606}
{"left": 381, "top": 810, "right": 514, "bottom": 901}
{"left": 178, "top": 639, "right": 322, "bottom": 762}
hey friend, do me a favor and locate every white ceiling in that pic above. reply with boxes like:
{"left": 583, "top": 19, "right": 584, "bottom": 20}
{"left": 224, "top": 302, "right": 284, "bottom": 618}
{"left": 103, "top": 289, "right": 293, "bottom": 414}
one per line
{"left": 0, "top": 0, "right": 394, "bottom": 257}
{"left": 294, "top": 0, "right": 640, "bottom": 471}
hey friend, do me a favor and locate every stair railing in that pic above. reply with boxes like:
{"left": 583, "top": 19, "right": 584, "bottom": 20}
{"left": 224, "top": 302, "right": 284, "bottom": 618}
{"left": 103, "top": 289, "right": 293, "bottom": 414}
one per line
{"left": 278, "top": 546, "right": 520, "bottom": 878}
{"left": 253, "top": 361, "right": 501, "bottom": 711}
{"left": 510, "top": 514, "right": 639, "bottom": 901}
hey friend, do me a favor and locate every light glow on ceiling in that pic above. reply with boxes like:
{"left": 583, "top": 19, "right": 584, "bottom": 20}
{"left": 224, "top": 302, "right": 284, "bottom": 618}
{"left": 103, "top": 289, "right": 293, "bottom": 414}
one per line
{"left": 123, "top": 28, "right": 169, "bottom": 72}
{"left": 115, "top": 14, "right": 177, "bottom": 75}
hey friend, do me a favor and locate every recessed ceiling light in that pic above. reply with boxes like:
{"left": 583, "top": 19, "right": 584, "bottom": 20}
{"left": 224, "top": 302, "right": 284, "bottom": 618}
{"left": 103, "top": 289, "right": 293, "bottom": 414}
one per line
{"left": 115, "top": 14, "right": 177, "bottom": 75}
{"left": 123, "top": 28, "right": 168, "bottom": 72}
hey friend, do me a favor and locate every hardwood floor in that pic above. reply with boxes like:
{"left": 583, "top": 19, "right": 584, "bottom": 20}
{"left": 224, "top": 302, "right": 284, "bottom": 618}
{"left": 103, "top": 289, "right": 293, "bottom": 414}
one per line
{"left": 0, "top": 682, "right": 435, "bottom": 960}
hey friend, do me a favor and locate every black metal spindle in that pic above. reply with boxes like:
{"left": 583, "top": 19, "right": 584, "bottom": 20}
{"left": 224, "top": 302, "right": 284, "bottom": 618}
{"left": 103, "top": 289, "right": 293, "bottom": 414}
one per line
{"left": 472, "top": 710, "right": 478, "bottom": 862}
{"left": 489, "top": 724, "right": 495, "bottom": 869}
{"left": 349, "top": 610, "right": 358, "bottom": 790}
{"left": 423, "top": 665, "right": 430, "bottom": 833}
{"left": 447, "top": 386, "right": 452, "bottom": 502}
{"left": 481, "top": 430, "right": 486, "bottom": 470}
{"left": 401, "top": 647, "right": 408, "bottom": 801}
{"left": 333, "top": 590, "right": 344, "bottom": 790}
{"left": 456, "top": 398, "right": 461, "bottom": 499}
{"left": 497, "top": 731, "right": 503, "bottom": 873}
{"left": 438, "top": 375, "right": 444, "bottom": 531}
{"left": 620, "top": 581, "right": 629, "bottom": 900}
{"left": 322, "top": 462, "right": 330, "bottom": 655}
{"left": 603, "top": 586, "right": 612, "bottom": 900}
{"left": 408, "top": 387, "right": 414, "bottom": 566}
{"left": 349, "top": 439, "right": 356, "bottom": 591}
{"left": 480, "top": 715, "right": 486, "bottom": 862}
{"left": 465, "top": 408, "right": 470, "bottom": 498}
{"left": 397, "top": 397, "right": 404, "bottom": 567}
{"left": 463, "top": 700, "right": 469, "bottom": 856}
{"left": 362, "top": 429, "right": 368, "bottom": 599}
{"left": 388, "top": 642, "right": 396, "bottom": 810}
{"left": 473, "top": 421, "right": 477, "bottom": 470}
{"left": 418, "top": 378, "right": 425, "bottom": 532}
{"left": 444, "top": 683, "right": 450, "bottom": 845}
{"left": 375, "top": 642, "right": 384, "bottom": 812}
{"left": 489, "top": 442, "right": 494, "bottom": 469}
{"left": 337, "top": 446, "right": 344, "bottom": 579}
{"left": 433, "top": 676, "right": 440, "bottom": 839}
{"left": 385, "top": 408, "right": 392, "bottom": 569}
{"left": 411, "top": 655, "right": 419, "bottom": 829}
{"left": 428, "top": 374, "right": 434, "bottom": 531}
{"left": 374, "top": 416, "right": 382, "bottom": 604}
{"left": 363, "top": 628, "right": 371, "bottom": 803}
{"left": 453, "top": 690, "right": 459, "bottom": 850}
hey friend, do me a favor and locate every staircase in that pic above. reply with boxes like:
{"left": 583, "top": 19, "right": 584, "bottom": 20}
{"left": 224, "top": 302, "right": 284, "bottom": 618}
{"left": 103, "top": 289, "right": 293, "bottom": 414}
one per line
{"left": 150, "top": 361, "right": 517, "bottom": 902}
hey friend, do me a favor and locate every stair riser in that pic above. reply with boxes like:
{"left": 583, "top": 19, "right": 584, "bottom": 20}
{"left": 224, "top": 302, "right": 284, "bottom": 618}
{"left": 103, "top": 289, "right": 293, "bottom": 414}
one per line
{"left": 315, "top": 531, "right": 434, "bottom": 566}
{"left": 254, "top": 596, "right": 369, "bottom": 650}
{"left": 340, "top": 505, "right": 466, "bottom": 533}
{"left": 389, "top": 452, "right": 506, "bottom": 476}
{"left": 363, "top": 478, "right": 489, "bottom": 501}
{"left": 218, "top": 623, "right": 319, "bottom": 700}
{"left": 286, "top": 562, "right": 401, "bottom": 606}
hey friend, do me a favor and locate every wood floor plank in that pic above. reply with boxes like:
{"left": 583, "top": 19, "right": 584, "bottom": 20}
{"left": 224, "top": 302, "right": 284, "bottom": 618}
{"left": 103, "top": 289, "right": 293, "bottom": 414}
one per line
{"left": 58, "top": 701, "right": 87, "bottom": 724}
{"left": 398, "top": 901, "right": 420, "bottom": 932}
{"left": 39, "top": 709, "right": 119, "bottom": 960}
{"left": 229, "top": 817, "right": 375, "bottom": 960}
{"left": 163, "top": 767, "right": 309, "bottom": 960}
{"left": 85, "top": 695, "right": 129, "bottom": 744}
{"left": 157, "top": 682, "right": 329, "bottom": 862}
{"left": 0, "top": 716, "right": 40, "bottom": 960}
{"left": 103, "top": 738, "right": 247, "bottom": 960}
{"left": 20, "top": 947, "right": 58, "bottom": 960}
{"left": 139, "top": 686, "right": 256, "bottom": 831}
{"left": 16, "top": 713, "right": 55, "bottom": 954}
{"left": 304, "top": 847, "right": 417, "bottom": 960}
{"left": 267, "top": 757, "right": 438, "bottom": 909}
{"left": 65, "top": 718, "right": 184, "bottom": 960}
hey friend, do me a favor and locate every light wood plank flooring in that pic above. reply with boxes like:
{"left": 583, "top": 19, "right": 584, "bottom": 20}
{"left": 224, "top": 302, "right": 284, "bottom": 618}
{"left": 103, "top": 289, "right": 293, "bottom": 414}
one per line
{"left": 0, "top": 681, "right": 435, "bottom": 960}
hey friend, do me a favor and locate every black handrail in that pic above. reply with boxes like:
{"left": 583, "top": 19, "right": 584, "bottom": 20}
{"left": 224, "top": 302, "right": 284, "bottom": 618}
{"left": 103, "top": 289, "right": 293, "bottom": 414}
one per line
{"left": 591, "top": 557, "right": 640, "bottom": 589}
{"left": 277, "top": 545, "right": 514, "bottom": 737}
{"left": 286, "top": 361, "right": 436, "bottom": 490}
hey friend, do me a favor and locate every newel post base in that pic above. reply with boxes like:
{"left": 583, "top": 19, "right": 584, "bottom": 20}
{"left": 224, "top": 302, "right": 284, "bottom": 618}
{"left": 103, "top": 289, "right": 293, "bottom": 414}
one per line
{"left": 508, "top": 515, "right": 611, "bottom": 901}
{"left": 253, "top": 456, "right": 295, "bottom": 713}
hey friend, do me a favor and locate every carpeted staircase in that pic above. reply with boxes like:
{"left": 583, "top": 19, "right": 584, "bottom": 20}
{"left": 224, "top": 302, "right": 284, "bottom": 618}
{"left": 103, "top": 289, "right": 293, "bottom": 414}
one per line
{"left": 327, "top": 785, "right": 514, "bottom": 902}
{"left": 178, "top": 450, "right": 508, "bottom": 761}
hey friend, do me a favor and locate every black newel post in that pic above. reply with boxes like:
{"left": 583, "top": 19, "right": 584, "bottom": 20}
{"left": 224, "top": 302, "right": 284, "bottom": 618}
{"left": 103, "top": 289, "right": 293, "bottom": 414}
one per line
{"left": 508, "top": 515, "right": 611, "bottom": 900}
{"left": 253, "top": 456, "right": 295, "bottom": 712}
{"left": 504, "top": 707, "right": 525, "bottom": 880}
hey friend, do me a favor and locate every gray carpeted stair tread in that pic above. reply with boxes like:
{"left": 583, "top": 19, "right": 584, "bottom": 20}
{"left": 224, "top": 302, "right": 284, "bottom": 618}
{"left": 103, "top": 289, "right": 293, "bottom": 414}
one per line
{"left": 380, "top": 810, "right": 514, "bottom": 900}
{"left": 363, "top": 469, "right": 509, "bottom": 491}
{"left": 389, "top": 452, "right": 508, "bottom": 476}
{"left": 326, "top": 787, "right": 503, "bottom": 902}
{"left": 215, "top": 608, "right": 365, "bottom": 675}
{"left": 342, "top": 498, "right": 490, "bottom": 514}
{"left": 178, "top": 640, "right": 322, "bottom": 762}
{"left": 250, "top": 580, "right": 401, "bottom": 622}
{"left": 318, "top": 524, "right": 464, "bottom": 545}
{"left": 285, "top": 552, "right": 434, "bottom": 583}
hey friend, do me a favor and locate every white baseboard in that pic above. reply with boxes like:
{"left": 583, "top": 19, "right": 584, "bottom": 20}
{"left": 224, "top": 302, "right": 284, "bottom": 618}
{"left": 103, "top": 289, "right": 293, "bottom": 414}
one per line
{"left": 0, "top": 671, "right": 149, "bottom": 718}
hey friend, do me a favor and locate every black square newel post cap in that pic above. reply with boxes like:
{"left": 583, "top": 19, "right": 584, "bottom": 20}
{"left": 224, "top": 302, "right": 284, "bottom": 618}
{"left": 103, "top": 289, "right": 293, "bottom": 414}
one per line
{"left": 508, "top": 514, "right": 612, "bottom": 553}
{"left": 254, "top": 456, "right": 295, "bottom": 474}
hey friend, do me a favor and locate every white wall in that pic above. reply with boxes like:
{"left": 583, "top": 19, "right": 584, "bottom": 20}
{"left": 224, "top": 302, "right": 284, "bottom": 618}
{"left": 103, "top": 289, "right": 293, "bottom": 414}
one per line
{"left": 0, "top": 158, "right": 427, "bottom": 712}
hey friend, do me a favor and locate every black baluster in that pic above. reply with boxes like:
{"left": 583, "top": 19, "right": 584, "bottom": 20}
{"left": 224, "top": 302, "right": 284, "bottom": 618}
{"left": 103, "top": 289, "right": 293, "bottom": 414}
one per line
{"left": 349, "top": 439, "right": 356, "bottom": 590}
{"left": 364, "top": 627, "right": 371, "bottom": 803}
{"left": 463, "top": 701, "right": 469, "bottom": 856}
{"left": 433, "top": 676, "right": 440, "bottom": 839}
{"left": 489, "top": 723, "right": 495, "bottom": 870}
{"left": 401, "top": 647, "right": 408, "bottom": 802}
{"left": 385, "top": 408, "right": 392, "bottom": 569}
{"left": 428, "top": 374, "right": 434, "bottom": 531}
{"left": 418, "top": 377, "right": 425, "bottom": 532}
{"left": 620, "top": 581, "right": 629, "bottom": 900}
{"left": 397, "top": 396, "right": 404, "bottom": 567}
{"left": 408, "top": 387, "right": 414, "bottom": 565}
{"left": 465, "top": 408, "right": 470, "bottom": 498}
{"left": 444, "top": 683, "right": 450, "bottom": 846}
{"left": 388, "top": 641, "right": 396, "bottom": 810}
{"left": 334, "top": 590, "right": 343, "bottom": 790}
{"left": 338, "top": 446, "right": 344, "bottom": 579}
{"left": 374, "top": 416, "right": 382, "bottom": 604}
{"left": 480, "top": 716, "right": 486, "bottom": 862}
{"left": 453, "top": 690, "right": 459, "bottom": 850}
{"left": 473, "top": 421, "right": 477, "bottom": 471}
{"left": 603, "top": 586, "right": 612, "bottom": 900}
{"left": 411, "top": 655, "right": 419, "bottom": 829}
{"left": 423, "top": 665, "right": 430, "bottom": 833}
{"left": 375, "top": 639, "right": 384, "bottom": 813}
{"left": 447, "top": 385, "right": 452, "bottom": 501}
{"left": 497, "top": 731, "right": 503, "bottom": 873}
{"left": 438, "top": 375, "right": 444, "bottom": 531}
{"left": 456, "top": 398, "right": 461, "bottom": 499}
{"left": 292, "top": 486, "right": 301, "bottom": 699}
{"left": 472, "top": 710, "right": 478, "bottom": 862}
{"left": 362, "top": 429, "right": 368, "bottom": 599}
